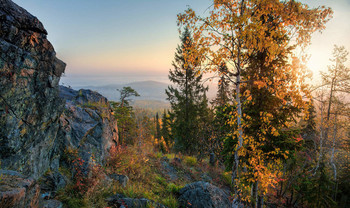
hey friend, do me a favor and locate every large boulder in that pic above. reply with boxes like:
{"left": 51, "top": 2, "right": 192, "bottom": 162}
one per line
{"left": 57, "top": 86, "right": 118, "bottom": 166}
{"left": 0, "top": 0, "right": 65, "bottom": 179}
{"left": 178, "top": 181, "right": 231, "bottom": 208}
{"left": 0, "top": 170, "right": 40, "bottom": 208}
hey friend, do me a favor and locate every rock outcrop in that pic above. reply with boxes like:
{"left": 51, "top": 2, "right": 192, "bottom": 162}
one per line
{"left": 0, "top": 0, "right": 118, "bottom": 181}
{"left": 0, "top": 170, "right": 40, "bottom": 208}
{"left": 178, "top": 181, "right": 231, "bottom": 208}
{"left": 0, "top": 0, "right": 66, "bottom": 179}
{"left": 57, "top": 86, "right": 118, "bottom": 166}
{"left": 0, "top": 1, "right": 120, "bottom": 207}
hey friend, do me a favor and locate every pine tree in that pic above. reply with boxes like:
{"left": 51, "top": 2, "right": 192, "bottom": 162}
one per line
{"left": 161, "top": 110, "right": 172, "bottom": 146}
{"left": 211, "top": 63, "right": 233, "bottom": 161}
{"left": 155, "top": 113, "right": 161, "bottom": 140}
{"left": 166, "top": 27, "right": 209, "bottom": 155}
{"left": 112, "top": 86, "right": 139, "bottom": 144}
{"left": 212, "top": 63, "right": 232, "bottom": 107}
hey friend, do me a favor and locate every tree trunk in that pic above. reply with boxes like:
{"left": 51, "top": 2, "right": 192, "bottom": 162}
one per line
{"left": 232, "top": 71, "right": 244, "bottom": 208}
{"left": 330, "top": 115, "right": 338, "bottom": 200}
{"left": 232, "top": 2, "right": 245, "bottom": 207}
{"left": 314, "top": 98, "right": 325, "bottom": 175}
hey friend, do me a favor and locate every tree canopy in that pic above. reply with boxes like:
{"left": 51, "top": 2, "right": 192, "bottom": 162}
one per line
{"left": 177, "top": 0, "right": 333, "bottom": 206}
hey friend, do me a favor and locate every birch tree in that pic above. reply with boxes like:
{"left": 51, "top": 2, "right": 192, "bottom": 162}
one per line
{"left": 177, "top": 0, "right": 332, "bottom": 206}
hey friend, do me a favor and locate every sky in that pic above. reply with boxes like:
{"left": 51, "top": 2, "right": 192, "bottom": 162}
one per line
{"left": 12, "top": 0, "right": 350, "bottom": 87}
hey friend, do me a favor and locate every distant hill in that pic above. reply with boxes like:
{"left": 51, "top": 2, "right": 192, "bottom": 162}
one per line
{"left": 77, "top": 80, "right": 218, "bottom": 105}
{"left": 79, "top": 80, "right": 170, "bottom": 102}
{"left": 132, "top": 100, "right": 171, "bottom": 116}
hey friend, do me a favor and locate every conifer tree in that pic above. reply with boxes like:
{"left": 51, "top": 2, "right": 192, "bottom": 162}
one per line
{"left": 161, "top": 110, "right": 172, "bottom": 146}
{"left": 166, "top": 27, "right": 209, "bottom": 155}
{"left": 112, "top": 86, "right": 139, "bottom": 144}
{"left": 212, "top": 63, "right": 232, "bottom": 107}
{"left": 155, "top": 112, "right": 161, "bottom": 141}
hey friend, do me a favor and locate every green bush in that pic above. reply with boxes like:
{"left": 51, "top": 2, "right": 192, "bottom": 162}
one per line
{"left": 161, "top": 195, "right": 178, "bottom": 208}
{"left": 222, "top": 171, "right": 232, "bottom": 185}
{"left": 184, "top": 156, "right": 197, "bottom": 166}
{"left": 156, "top": 152, "right": 163, "bottom": 159}
{"left": 165, "top": 153, "right": 175, "bottom": 160}
{"left": 155, "top": 175, "right": 167, "bottom": 186}
{"left": 166, "top": 183, "right": 183, "bottom": 194}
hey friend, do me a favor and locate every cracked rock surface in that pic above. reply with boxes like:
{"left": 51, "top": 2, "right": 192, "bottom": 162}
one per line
{"left": 0, "top": 0, "right": 66, "bottom": 179}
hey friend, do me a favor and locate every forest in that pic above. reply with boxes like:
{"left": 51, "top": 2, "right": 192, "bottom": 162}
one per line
{"left": 105, "top": 1, "right": 350, "bottom": 207}
{"left": 108, "top": 1, "right": 349, "bottom": 207}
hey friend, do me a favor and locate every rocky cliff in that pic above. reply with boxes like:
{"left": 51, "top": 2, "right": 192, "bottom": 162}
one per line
{"left": 0, "top": 0, "right": 118, "bottom": 181}
{"left": 0, "top": 0, "right": 66, "bottom": 178}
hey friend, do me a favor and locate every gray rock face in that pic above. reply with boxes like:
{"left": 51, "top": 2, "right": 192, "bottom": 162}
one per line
{"left": 161, "top": 159, "right": 179, "bottom": 181}
{"left": 0, "top": 0, "right": 118, "bottom": 183}
{"left": 0, "top": 0, "right": 66, "bottom": 179}
{"left": 178, "top": 181, "right": 231, "bottom": 208}
{"left": 106, "top": 194, "right": 167, "bottom": 208}
{"left": 40, "top": 171, "right": 67, "bottom": 195}
{"left": 57, "top": 86, "right": 118, "bottom": 166}
{"left": 0, "top": 170, "right": 40, "bottom": 208}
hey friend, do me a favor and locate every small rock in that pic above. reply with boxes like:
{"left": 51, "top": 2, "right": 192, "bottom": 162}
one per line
{"left": 106, "top": 194, "right": 167, "bottom": 208}
{"left": 108, "top": 174, "right": 129, "bottom": 187}
{"left": 161, "top": 160, "right": 178, "bottom": 181}
{"left": 42, "top": 199, "right": 63, "bottom": 208}
{"left": 179, "top": 181, "right": 231, "bottom": 208}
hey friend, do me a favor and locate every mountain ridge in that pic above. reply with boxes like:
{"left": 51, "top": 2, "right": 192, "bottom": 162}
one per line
{"left": 70, "top": 80, "right": 218, "bottom": 103}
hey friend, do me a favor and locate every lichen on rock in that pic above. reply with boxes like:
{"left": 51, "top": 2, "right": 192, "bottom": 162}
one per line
{"left": 0, "top": 0, "right": 118, "bottom": 181}
{"left": 0, "top": 0, "right": 66, "bottom": 179}
{"left": 0, "top": 170, "right": 40, "bottom": 208}
{"left": 57, "top": 86, "right": 118, "bottom": 168}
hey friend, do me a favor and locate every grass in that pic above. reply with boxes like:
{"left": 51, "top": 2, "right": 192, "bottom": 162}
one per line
{"left": 166, "top": 183, "right": 183, "bottom": 194}
{"left": 184, "top": 156, "right": 197, "bottom": 166}
{"left": 165, "top": 153, "right": 176, "bottom": 160}
{"left": 79, "top": 100, "right": 109, "bottom": 109}
{"left": 56, "top": 138, "right": 231, "bottom": 208}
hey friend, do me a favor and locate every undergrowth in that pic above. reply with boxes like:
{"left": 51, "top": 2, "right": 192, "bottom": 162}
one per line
{"left": 56, "top": 139, "right": 230, "bottom": 208}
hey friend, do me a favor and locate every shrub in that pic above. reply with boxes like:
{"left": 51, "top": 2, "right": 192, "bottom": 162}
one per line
{"left": 165, "top": 153, "right": 175, "bottom": 160}
{"left": 184, "top": 156, "right": 197, "bottom": 166}
{"left": 106, "top": 145, "right": 150, "bottom": 180}
{"left": 222, "top": 171, "right": 232, "bottom": 185}
{"left": 156, "top": 175, "right": 167, "bottom": 186}
{"left": 66, "top": 197, "right": 86, "bottom": 208}
{"left": 161, "top": 195, "right": 178, "bottom": 208}
{"left": 166, "top": 183, "right": 183, "bottom": 194}
{"left": 155, "top": 152, "right": 163, "bottom": 159}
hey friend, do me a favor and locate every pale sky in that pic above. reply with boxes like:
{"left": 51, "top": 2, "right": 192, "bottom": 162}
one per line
{"left": 12, "top": 0, "right": 350, "bottom": 87}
